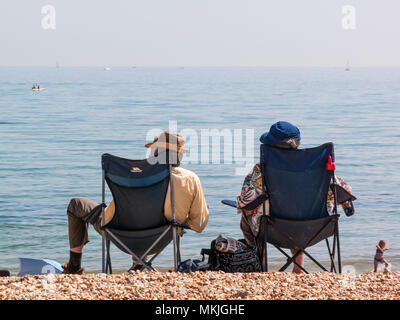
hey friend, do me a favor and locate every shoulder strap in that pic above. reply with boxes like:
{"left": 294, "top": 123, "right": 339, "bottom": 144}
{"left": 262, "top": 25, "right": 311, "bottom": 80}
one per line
{"left": 241, "top": 193, "right": 268, "bottom": 211}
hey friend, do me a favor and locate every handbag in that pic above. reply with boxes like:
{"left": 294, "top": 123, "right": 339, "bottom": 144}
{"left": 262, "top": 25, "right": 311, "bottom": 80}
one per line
{"left": 200, "top": 238, "right": 262, "bottom": 273}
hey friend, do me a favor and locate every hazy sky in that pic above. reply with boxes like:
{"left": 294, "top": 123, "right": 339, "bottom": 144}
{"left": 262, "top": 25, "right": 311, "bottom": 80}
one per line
{"left": 0, "top": 0, "right": 399, "bottom": 67}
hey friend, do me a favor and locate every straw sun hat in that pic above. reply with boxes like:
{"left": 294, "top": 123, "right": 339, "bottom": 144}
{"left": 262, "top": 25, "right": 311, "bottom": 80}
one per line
{"left": 145, "top": 131, "right": 187, "bottom": 154}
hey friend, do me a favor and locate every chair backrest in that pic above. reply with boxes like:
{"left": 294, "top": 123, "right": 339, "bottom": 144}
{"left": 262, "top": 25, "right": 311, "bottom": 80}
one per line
{"left": 102, "top": 153, "right": 170, "bottom": 230}
{"left": 260, "top": 143, "right": 334, "bottom": 220}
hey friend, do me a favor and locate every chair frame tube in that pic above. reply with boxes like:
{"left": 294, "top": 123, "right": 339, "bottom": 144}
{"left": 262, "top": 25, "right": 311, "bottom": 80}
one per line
{"left": 170, "top": 164, "right": 179, "bottom": 271}
{"left": 261, "top": 161, "right": 268, "bottom": 272}
{"left": 105, "top": 228, "right": 154, "bottom": 271}
{"left": 101, "top": 169, "right": 106, "bottom": 273}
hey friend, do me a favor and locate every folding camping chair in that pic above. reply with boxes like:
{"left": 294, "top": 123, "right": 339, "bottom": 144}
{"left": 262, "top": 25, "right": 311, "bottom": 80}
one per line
{"left": 99, "top": 153, "right": 185, "bottom": 273}
{"left": 223, "top": 142, "right": 355, "bottom": 274}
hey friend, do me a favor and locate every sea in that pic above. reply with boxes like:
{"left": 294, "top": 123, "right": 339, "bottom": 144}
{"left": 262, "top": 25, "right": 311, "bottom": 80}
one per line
{"left": 0, "top": 66, "right": 399, "bottom": 274}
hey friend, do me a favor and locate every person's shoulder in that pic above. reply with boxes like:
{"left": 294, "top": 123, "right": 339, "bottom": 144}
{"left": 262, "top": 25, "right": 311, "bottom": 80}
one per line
{"left": 248, "top": 163, "right": 261, "bottom": 175}
{"left": 172, "top": 167, "right": 201, "bottom": 182}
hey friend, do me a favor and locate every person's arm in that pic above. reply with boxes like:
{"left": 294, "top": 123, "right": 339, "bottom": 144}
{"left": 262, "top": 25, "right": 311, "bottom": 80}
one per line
{"left": 334, "top": 175, "right": 352, "bottom": 194}
{"left": 102, "top": 199, "right": 115, "bottom": 226}
{"left": 236, "top": 163, "right": 264, "bottom": 215}
{"left": 186, "top": 175, "right": 209, "bottom": 233}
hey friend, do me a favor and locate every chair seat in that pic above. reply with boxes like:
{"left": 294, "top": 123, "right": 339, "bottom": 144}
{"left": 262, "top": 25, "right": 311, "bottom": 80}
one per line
{"left": 107, "top": 224, "right": 173, "bottom": 256}
{"left": 264, "top": 215, "right": 338, "bottom": 249}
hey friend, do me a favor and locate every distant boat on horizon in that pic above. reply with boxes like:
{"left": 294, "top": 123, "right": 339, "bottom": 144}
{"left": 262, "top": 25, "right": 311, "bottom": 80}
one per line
{"left": 104, "top": 67, "right": 111, "bottom": 71}
{"left": 32, "top": 84, "right": 45, "bottom": 91}
{"left": 56, "top": 61, "right": 60, "bottom": 68}
{"left": 345, "top": 60, "right": 350, "bottom": 71}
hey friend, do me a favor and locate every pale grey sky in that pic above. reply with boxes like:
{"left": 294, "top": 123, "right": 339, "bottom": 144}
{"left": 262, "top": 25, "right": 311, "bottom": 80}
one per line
{"left": 0, "top": 0, "right": 399, "bottom": 67}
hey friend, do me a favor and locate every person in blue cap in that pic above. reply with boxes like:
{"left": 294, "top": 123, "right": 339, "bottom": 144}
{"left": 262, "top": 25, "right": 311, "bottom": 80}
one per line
{"left": 236, "top": 121, "right": 353, "bottom": 274}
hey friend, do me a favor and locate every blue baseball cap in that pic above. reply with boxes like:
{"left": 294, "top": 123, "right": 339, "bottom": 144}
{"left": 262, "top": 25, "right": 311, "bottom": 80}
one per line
{"left": 260, "top": 121, "right": 301, "bottom": 147}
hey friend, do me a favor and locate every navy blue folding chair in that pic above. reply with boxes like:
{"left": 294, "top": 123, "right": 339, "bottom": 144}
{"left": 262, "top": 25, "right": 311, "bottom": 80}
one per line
{"left": 99, "top": 153, "right": 185, "bottom": 273}
{"left": 258, "top": 142, "right": 342, "bottom": 273}
{"left": 224, "top": 142, "right": 352, "bottom": 274}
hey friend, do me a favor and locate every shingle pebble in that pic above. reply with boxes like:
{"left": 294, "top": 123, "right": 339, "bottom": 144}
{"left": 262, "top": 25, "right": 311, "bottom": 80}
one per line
{"left": 0, "top": 271, "right": 399, "bottom": 300}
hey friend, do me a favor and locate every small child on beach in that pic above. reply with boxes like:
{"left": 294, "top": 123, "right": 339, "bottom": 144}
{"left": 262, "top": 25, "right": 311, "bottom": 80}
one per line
{"left": 374, "top": 240, "right": 391, "bottom": 272}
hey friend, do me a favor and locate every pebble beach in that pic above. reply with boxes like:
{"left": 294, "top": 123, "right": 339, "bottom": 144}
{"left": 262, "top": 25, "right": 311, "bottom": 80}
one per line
{"left": 1, "top": 271, "right": 399, "bottom": 300}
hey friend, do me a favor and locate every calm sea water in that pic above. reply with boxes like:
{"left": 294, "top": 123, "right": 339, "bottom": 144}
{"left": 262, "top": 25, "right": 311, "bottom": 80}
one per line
{"left": 1, "top": 67, "right": 399, "bottom": 274}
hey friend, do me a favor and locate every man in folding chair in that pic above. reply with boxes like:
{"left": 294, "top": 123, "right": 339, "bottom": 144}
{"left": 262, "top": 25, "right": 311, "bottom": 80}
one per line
{"left": 62, "top": 132, "right": 209, "bottom": 274}
{"left": 237, "top": 121, "right": 354, "bottom": 274}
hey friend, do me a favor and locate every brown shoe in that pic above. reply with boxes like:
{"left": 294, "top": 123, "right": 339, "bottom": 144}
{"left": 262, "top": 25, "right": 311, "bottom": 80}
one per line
{"left": 61, "top": 262, "right": 84, "bottom": 275}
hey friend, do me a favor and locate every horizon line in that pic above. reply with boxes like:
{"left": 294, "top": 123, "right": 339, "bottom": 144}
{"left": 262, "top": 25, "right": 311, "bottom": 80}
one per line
{"left": 2, "top": 65, "right": 400, "bottom": 68}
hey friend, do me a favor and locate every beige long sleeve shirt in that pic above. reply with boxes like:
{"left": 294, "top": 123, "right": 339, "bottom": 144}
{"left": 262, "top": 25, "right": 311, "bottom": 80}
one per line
{"left": 103, "top": 167, "right": 209, "bottom": 233}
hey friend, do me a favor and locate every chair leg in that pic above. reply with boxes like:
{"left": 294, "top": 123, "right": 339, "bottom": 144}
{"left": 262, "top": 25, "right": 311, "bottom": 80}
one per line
{"left": 145, "top": 234, "right": 181, "bottom": 271}
{"left": 101, "top": 170, "right": 106, "bottom": 274}
{"left": 302, "top": 250, "right": 328, "bottom": 272}
{"left": 105, "top": 242, "right": 108, "bottom": 274}
{"left": 145, "top": 235, "right": 182, "bottom": 272}
{"left": 336, "top": 222, "right": 342, "bottom": 274}
{"left": 102, "top": 231, "right": 106, "bottom": 273}
{"left": 105, "top": 226, "right": 182, "bottom": 273}
{"left": 276, "top": 247, "right": 308, "bottom": 274}
{"left": 278, "top": 246, "right": 331, "bottom": 273}
{"left": 172, "top": 226, "right": 179, "bottom": 271}
{"left": 326, "top": 238, "right": 337, "bottom": 273}
{"left": 278, "top": 249, "right": 296, "bottom": 272}
{"left": 177, "top": 235, "right": 182, "bottom": 265}
{"left": 130, "top": 258, "right": 155, "bottom": 272}
{"left": 261, "top": 215, "right": 268, "bottom": 272}
{"left": 263, "top": 240, "right": 268, "bottom": 272}
{"left": 105, "top": 229, "right": 152, "bottom": 271}
{"left": 106, "top": 239, "right": 112, "bottom": 274}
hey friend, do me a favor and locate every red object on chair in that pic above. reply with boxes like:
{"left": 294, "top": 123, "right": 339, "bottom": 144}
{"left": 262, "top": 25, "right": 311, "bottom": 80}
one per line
{"left": 326, "top": 156, "right": 336, "bottom": 171}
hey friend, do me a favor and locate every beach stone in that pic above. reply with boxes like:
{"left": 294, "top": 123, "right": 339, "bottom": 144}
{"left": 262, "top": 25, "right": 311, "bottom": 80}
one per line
{"left": 0, "top": 271, "right": 400, "bottom": 300}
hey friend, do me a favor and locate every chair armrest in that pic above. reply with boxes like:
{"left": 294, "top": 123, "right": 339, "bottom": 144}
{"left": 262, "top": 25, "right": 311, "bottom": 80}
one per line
{"left": 221, "top": 200, "right": 237, "bottom": 208}
{"left": 330, "top": 185, "right": 357, "bottom": 203}
{"left": 170, "top": 219, "right": 191, "bottom": 230}
{"left": 222, "top": 193, "right": 267, "bottom": 211}
{"left": 82, "top": 203, "right": 107, "bottom": 224}
{"left": 241, "top": 193, "right": 268, "bottom": 211}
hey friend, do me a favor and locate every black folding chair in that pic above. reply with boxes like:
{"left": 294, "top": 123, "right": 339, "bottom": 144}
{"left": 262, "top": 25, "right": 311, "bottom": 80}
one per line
{"left": 223, "top": 142, "right": 355, "bottom": 274}
{"left": 99, "top": 153, "right": 185, "bottom": 273}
